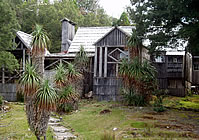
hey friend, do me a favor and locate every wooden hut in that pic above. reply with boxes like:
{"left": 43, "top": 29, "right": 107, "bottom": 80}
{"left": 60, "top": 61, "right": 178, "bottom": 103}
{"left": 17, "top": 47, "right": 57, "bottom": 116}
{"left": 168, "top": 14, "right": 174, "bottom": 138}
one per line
{"left": 152, "top": 51, "right": 192, "bottom": 96}
{"left": 93, "top": 26, "right": 150, "bottom": 101}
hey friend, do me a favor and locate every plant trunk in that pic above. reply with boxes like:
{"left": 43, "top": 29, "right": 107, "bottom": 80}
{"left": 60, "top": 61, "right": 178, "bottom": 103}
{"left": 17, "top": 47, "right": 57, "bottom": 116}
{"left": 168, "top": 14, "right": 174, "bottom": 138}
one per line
{"left": 32, "top": 55, "right": 44, "bottom": 78}
{"left": 25, "top": 96, "right": 50, "bottom": 138}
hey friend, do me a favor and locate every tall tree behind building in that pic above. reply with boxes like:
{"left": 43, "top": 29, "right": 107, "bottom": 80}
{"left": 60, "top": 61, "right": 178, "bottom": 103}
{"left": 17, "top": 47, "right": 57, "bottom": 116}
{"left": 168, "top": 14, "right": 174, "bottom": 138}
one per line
{"left": 127, "top": 0, "right": 199, "bottom": 54}
{"left": 0, "top": 0, "right": 19, "bottom": 72}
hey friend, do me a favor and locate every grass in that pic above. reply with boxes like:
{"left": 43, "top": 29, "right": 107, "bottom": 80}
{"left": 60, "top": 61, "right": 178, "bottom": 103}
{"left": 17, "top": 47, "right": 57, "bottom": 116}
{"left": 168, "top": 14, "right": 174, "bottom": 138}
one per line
{"left": 60, "top": 99, "right": 199, "bottom": 140}
{"left": 0, "top": 103, "right": 53, "bottom": 140}
{"left": 1, "top": 96, "right": 199, "bottom": 139}
{"left": 164, "top": 95, "right": 199, "bottom": 111}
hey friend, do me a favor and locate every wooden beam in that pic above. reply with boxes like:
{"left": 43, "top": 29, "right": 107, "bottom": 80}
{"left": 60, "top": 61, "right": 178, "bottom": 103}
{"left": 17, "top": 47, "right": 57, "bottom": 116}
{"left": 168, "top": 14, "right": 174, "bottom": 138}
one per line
{"left": 104, "top": 46, "right": 107, "bottom": 77}
{"left": 116, "top": 63, "right": 119, "bottom": 77}
{"left": 94, "top": 46, "right": 98, "bottom": 77}
{"left": 99, "top": 47, "right": 103, "bottom": 77}
{"left": 23, "top": 49, "right": 26, "bottom": 71}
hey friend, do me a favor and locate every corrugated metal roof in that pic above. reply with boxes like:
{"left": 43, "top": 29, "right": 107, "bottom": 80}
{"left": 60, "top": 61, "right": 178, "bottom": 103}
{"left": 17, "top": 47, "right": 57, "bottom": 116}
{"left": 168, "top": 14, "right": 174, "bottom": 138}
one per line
{"left": 68, "top": 26, "right": 133, "bottom": 54}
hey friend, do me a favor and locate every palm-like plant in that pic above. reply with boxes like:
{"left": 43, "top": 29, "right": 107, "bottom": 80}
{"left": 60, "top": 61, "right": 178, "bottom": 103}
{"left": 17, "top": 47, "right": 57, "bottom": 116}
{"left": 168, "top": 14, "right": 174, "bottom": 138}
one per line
{"left": 119, "top": 57, "right": 157, "bottom": 105}
{"left": 59, "top": 86, "right": 79, "bottom": 104}
{"left": 18, "top": 63, "right": 58, "bottom": 140}
{"left": 74, "top": 46, "right": 89, "bottom": 72}
{"left": 54, "top": 63, "right": 66, "bottom": 88}
{"left": 33, "top": 80, "right": 58, "bottom": 139}
{"left": 65, "top": 62, "right": 81, "bottom": 84}
{"left": 31, "top": 24, "right": 50, "bottom": 77}
{"left": 18, "top": 63, "right": 40, "bottom": 97}
{"left": 35, "top": 80, "right": 58, "bottom": 111}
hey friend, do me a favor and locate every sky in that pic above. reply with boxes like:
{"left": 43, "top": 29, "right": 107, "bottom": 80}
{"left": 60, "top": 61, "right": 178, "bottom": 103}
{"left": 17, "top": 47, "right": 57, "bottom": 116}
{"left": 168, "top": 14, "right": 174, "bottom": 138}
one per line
{"left": 99, "top": 0, "right": 131, "bottom": 18}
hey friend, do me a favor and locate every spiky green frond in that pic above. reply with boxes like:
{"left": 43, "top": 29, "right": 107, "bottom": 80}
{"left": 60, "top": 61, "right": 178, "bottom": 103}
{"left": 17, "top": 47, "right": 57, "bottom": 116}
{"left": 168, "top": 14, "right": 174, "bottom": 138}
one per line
{"left": 66, "top": 63, "right": 81, "bottom": 82}
{"left": 54, "top": 63, "right": 66, "bottom": 88}
{"left": 18, "top": 63, "right": 40, "bottom": 96}
{"left": 59, "top": 86, "right": 79, "bottom": 104}
{"left": 31, "top": 24, "right": 50, "bottom": 56}
{"left": 35, "top": 80, "right": 58, "bottom": 111}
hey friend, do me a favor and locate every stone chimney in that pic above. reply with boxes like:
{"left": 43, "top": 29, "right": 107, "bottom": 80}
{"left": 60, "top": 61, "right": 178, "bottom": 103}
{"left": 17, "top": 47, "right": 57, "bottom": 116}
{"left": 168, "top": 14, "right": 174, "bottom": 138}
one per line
{"left": 61, "top": 18, "right": 76, "bottom": 53}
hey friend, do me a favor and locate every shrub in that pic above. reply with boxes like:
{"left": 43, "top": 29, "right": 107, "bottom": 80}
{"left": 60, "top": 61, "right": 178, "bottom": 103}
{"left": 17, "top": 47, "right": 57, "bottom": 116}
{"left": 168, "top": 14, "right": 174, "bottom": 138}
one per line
{"left": 57, "top": 86, "right": 79, "bottom": 114}
{"left": 153, "top": 89, "right": 167, "bottom": 112}
{"left": 122, "top": 88, "right": 146, "bottom": 106}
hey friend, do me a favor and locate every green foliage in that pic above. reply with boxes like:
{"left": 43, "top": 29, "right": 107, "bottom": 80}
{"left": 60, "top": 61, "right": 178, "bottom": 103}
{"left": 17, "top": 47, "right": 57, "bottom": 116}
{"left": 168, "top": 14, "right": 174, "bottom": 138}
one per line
{"left": 31, "top": 24, "right": 50, "bottom": 56}
{"left": 0, "top": 51, "right": 19, "bottom": 72}
{"left": 116, "top": 12, "right": 130, "bottom": 26}
{"left": 57, "top": 86, "right": 79, "bottom": 113}
{"left": 35, "top": 80, "right": 58, "bottom": 111}
{"left": 54, "top": 63, "right": 66, "bottom": 87}
{"left": 10, "top": 0, "right": 111, "bottom": 53}
{"left": 0, "top": 0, "right": 19, "bottom": 72}
{"left": 18, "top": 62, "right": 40, "bottom": 96}
{"left": 65, "top": 62, "right": 81, "bottom": 82}
{"left": 131, "top": 121, "right": 147, "bottom": 128}
{"left": 127, "top": 0, "right": 199, "bottom": 54}
{"left": 119, "top": 58, "right": 157, "bottom": 105}
{"left": 74, "top": 46, "right": 89, "bottom": 72}
{"left": 122, "top": 88, "right": 146, "bottom": 106}
{"left": 100, "top": 131, "right": 116, "bottom": 140}
{"left": 153, "top": 89, "right": 167, "bottom": 112}
{"left": 0, "top": 0, "right": 19, "bottom": 51}
{"left": 153, "top": 96, "right": 166, "bottom": 112}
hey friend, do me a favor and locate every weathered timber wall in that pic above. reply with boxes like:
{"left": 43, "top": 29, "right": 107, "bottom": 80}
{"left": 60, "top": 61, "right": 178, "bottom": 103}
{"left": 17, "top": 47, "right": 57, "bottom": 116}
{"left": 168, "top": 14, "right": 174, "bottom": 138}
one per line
{"left": 168, "top": 88, "right": 185, "bottom": 97}
{"left": 93, "top": 77, "right": 122, "bottom": 101}
{"left": 0, "top": 83, "right": 17, "bottom": 101}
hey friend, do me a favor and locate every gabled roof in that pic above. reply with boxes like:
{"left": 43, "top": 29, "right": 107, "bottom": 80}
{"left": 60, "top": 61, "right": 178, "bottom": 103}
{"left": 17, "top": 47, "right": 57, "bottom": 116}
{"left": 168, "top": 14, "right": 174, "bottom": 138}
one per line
{"left": 16, "top": 31, "right": 33, "bottom": 49}
{"left": 68, "top": 26, "right": 134, "bottom": 54}
{"left": 94, "top": 26, "right": 133, "bottom": 46}
{"left": 16, "top": 31, "right": 50, "bottom": 55}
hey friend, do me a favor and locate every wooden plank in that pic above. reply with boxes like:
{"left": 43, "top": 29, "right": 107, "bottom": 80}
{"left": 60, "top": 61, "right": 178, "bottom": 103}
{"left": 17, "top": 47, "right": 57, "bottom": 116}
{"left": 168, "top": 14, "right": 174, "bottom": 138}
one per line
{"left": 99, "top": 47, "right": 103, "bottom": 77}
{"left": 94, "top": 46, "right": 98, "bottom": 77}
{"left": 116, "top": 64, "right": 119, "bottom": 77}
{"left": 104, "top": 47, "right": 108, "bottom": 77}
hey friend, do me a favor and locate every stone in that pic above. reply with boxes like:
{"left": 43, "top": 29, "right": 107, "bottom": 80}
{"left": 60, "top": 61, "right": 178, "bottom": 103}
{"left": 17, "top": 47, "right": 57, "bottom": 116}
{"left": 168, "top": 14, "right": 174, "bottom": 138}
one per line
{"left": 49, "top": 117, "right": 60, "bottom": 123}
{"left": 51, "top": 126, "right": 70, "bottom": 133}
{"left": 85, "top": 91, "right": 93, "bottom": 98}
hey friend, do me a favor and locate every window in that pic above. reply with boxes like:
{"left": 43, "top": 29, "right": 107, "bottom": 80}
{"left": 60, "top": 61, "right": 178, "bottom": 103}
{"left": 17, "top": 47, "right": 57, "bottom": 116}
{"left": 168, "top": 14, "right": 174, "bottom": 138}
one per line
{"left": 154, "top": 56, "right": 165, "bottom": 63}
{"left": 194, "top": 64, "right": 199, "bottom": 70}
{"left": 173, "top": 57, "right": 178, "bottom": 63}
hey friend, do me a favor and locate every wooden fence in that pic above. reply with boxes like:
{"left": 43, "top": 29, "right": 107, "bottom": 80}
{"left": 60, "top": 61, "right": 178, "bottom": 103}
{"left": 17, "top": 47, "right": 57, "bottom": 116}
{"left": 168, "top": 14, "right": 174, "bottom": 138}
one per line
{"left": 0, "top": 83, "right": 17, "bottom": 101}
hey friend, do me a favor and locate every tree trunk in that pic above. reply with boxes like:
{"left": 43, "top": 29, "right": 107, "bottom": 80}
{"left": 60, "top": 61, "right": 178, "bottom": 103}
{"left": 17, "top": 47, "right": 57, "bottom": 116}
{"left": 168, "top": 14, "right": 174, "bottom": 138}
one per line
{"left": 25, "top": 96, "right": 50, "bottom": 139}
{"left": 32, "top": 55, "right": 44, "bottom": 78}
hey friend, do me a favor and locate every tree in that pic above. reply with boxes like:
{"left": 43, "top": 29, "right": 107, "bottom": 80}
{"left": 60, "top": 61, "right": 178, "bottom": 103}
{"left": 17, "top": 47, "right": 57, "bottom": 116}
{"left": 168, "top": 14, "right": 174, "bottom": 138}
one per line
{"left": 31, "top": 24, "right": 50, "bottom": 77}
{"left": 18, "top": 63, "right": 58, "bottom": 140}
{"left": 0, "top": 0, "right": 19, "bottom": 73}
{"left": 117, "top": 12, "right": 130, "bottom": 26}
{"left": 74, "top": 0, "right": 99, "bottom": 14}
{"left": 119, "top": 57, "right": 157, "bottom": 106}
{"left": 127, "top": 0, "right": 199, "bottom": 54}
{"left": 54, "top": 63, "right": 81, "bottom": 113}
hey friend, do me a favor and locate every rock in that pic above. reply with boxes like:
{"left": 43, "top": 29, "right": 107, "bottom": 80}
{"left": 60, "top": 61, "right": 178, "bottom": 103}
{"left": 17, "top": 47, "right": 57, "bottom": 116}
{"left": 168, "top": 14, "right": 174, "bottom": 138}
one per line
{"left": 113, "top": 127, "right": 118, "bottom": 131}
{"left": 85, "top": 91, "right": 93, "bottom": 98}
{"left": 51, "top": 126, "right": 69, "bottom": 133}
{"left": 49, "top": 117, "right": 60, "bottom": 123}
